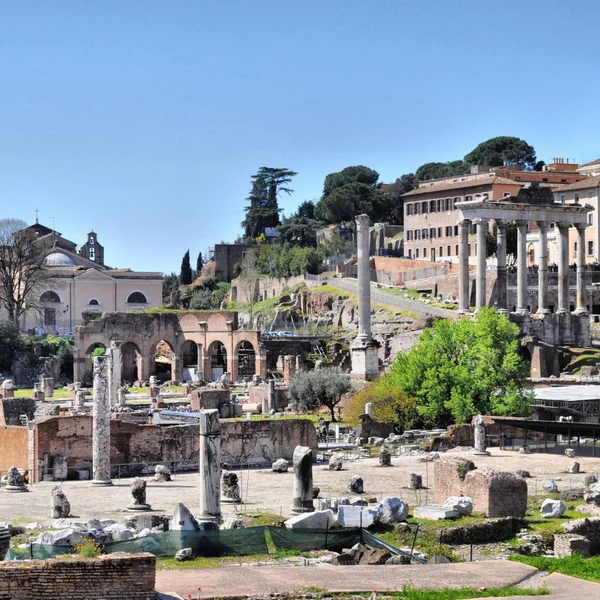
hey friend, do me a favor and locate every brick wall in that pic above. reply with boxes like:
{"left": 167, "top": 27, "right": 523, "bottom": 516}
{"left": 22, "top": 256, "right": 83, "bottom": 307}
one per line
{"left": 0, "top": 552, "right": 155, "bottom": 600}
{"left": 30, "top": 415, "right": 317, "bottom": 479}
{"left": 189, "top": 390, "right": 230, "bottom": 411}
{"left": 433, "top": 456, "right": 527, "bottom": 518}
{"left": 0, "top": 426, "right": 29, "bottom": 472}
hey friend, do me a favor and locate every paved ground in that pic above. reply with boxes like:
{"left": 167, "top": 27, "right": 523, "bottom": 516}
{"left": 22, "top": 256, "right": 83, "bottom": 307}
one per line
{"left": 155, "top": 560, "right": 538, "bottom": 598}
{"left": 2, "top": 448, "right": 599, "bottom": 523}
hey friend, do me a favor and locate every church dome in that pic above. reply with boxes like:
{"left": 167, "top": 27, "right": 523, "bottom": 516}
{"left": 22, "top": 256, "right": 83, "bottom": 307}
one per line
{"left": 45, "top": 252, "right": 76, "bottom": 266}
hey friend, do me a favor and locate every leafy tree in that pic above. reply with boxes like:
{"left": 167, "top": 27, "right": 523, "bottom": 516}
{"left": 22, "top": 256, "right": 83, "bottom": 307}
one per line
{"left": 278, "top": 201, "right": 322, "bottom": 247}
{"left": 485, "top": 223, "right": 518, "bottom": 259}
{"left": 236, "top": 250, "right": 260, "bottom": 327}
{"left": 392, "top": 308, "right": 530, "bottom": 428}
{"left": 162, "top": 272, "right": 180, "bottom": 303}
{"left": 322, "top": 165, "right": 379, "bottom": 196}
{"left": 320, "top": 232, "right": 354, "bottom": 267}
{"left": 242, "top": 167, "right": 297, "bottom": 240}
{"left": 179, "top": 250, "right": 192, "bottom": 285}
{"left": 383, "top": 174, "right": 418, "bottom": 225}
{"left": 189, "top": 289, "right": 213, "bottom": 310}
{"left": 256, "top": 244, "right": 321, "bottom": 278}
{"left": 0, "top": 218, "right": 51, "bottom": 324}
{"left": 344, "top": 377, "right": 416, "bottom": 430}
{"left": 196, "top": 252, "right": 204, "bottom": 274}
{"left": 287, "top": 367, "right": 351, "bottom": 421}
{"left": 416, "top": 160, "right": 469, "bottom": 181}
{"left": 189, "top": 280, "right": 230, "bottom": 310}
{"left": 464, "top": 136, "right": 536, "bottom": 170}
{"left": 0, "top": 320, "right": 24, "bottom": 371}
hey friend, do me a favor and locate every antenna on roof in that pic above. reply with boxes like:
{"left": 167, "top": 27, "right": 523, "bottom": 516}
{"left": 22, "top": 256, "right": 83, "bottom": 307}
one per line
{"left": 51, "top": 217, "right": 56, "bottom": 247}
{"left": 34, "top": 208, "right": 39, "bottom": 224}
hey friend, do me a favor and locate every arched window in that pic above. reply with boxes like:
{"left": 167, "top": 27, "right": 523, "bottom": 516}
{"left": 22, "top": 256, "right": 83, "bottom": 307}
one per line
{"left": 88, "top": 299, "right": 99, "bottom": 305}
{"left": 40, "top": 291, "right": 60, "bottom": 303}
{"left": 126, "top": 291, "right": 148, "bottom": 304}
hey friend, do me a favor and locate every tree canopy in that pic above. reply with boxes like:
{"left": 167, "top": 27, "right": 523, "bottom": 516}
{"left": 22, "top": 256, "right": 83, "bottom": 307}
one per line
{"left": 415, "top": 160, "right": 469, "bottom": 182}
{"left": 278, "top": 200, "right": 322, "bottom": 247}
{"left": 464, "top": 136, "right": 536, "bottom": 170}
{"left": 179, "top": 250, "right": 192, "bottom": 285}
{"left": 242, "top": 167, "right": 297, "bottom": 241}
{"left": 391, "top": 308, "right": 531, "bottom": 428}
{"left": 196, "top": 252, "right": 204, "bottom": 274}
{"left": 287, "top": 366, "right": 351, "bottom": 421}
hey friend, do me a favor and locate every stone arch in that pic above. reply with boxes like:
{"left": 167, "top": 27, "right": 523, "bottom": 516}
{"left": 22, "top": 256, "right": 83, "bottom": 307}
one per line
{"left": 121, "top": 341, "right": 142, "bottom": 383}
{"left": 207, "top": 340, "right": 227, "bottom": 381}
{"left": 150, "top": 339, "right": 174, "bottom": 382}
{"left": 236, "top": 340, "right": 256, "bottom": 380}
{"left": 82, "top": 342, "right": 107, "bottom": 385}
{"left": 181, "top": 339, "right": 198, "bottom": 368}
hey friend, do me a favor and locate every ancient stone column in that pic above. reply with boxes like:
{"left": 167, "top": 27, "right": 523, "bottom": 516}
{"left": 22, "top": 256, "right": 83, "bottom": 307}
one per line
{"left": 365, "top": 402, "right": 373, "bottom": 417}
{"left": 575, "top": 224, "right": 588, "bottom": 314}
{"left": 557, "top": 223, "right": 570, "bottom": 313}
{"left": 91, "top": 355, "right": 113, "bottom": 486}
{"left": 351, "top": 214, "right": 379, "bottom": 380}
{"left": 516, "top": 220, "right": 529, "bottom": 314}
{"left": 356, "top": 213, "right": 371, "bottom": 341}
{"left": 291, "top": 445, "right": 314, "bottom": 514}
{"left": 475, "top": 219, "right": 488, "bottom": 311}
{"left": 268, "top": 379, "right": 275, "bottom": 412}
{"left": 196, "top": 343, "right": 203, "bottom": 381}
{"left": 536, "top": 222, "right": 550, "bottom": 314}
{"left": 458, "top": 220, "right": 470, "bottom": 314}
{"left": 108, "top": 340, "right": 122, "bottom": 406}
{"left": 198, "top": 409, "right": 221, "bottom": 526}
{"left": 496, "top": 220, "right": 508, "bottom": 314}
{"left": 473, "top": 414, "right": 490, "bottom": 456}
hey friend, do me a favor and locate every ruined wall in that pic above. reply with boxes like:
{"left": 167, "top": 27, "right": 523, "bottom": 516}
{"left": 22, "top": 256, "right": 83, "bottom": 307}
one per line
{"left": 0, "top": 398, "right": 59, "bottom": 427}
{"left": 189, "top": 390, "right": 230, "bottom": 411}
{"left": 356, "top": 414, "right": 394, "bottom": 440}
{"left": 433, "top": 456, "right": 527, "bottom": 518}
{"left": 31, "top": 415, "right": 317, "bottom": 479}
{"left": 0, "top": 426, "right": 29, "bottom": 472}
{"left": 0, "top": 553, "right": 155, "bottom": 600}
{"left": 249, "top": 385, "right": 289, "bottom": 411}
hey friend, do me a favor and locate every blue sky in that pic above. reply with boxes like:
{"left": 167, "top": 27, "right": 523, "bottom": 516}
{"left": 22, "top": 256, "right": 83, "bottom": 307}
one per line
{"left": 2, "top": 0, "right": 599, "bottom": 274}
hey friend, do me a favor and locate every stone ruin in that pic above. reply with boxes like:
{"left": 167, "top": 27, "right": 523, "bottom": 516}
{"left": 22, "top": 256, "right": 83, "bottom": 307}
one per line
{"left": 221, "top": 471, "right": 241, "bottom": 503}
{"left": 51, "top": 486, "right": 71, "bottom": 518}
{"left": 127, "top": 478, "right": 151, "bottom": 511}
{"left": 433, "top": 456, "right": 527, "bottom": 518}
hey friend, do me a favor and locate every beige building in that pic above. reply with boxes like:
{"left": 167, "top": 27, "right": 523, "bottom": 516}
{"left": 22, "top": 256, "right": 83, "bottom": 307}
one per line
{"left": 402, "top": 173, "right": 522, "bottom": 262}
{"left": 16, "top": 222, "right": 162, "bottom": 333}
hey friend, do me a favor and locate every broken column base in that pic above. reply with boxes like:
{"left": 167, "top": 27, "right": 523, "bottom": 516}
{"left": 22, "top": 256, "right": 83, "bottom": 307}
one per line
{"left": 126, "top": 504, "right": 152, "bottom": 512}
{"left": 350, "top": 341, "right": 379, "bottom": 381}
{"left": 291, "top": 501, "right": 315, "bottom": 515}
{"left": 3, "top": 485, "right": 29, "bottom": 493}
{"left": 90, "top": 479, "right": 113, "bottom": 487}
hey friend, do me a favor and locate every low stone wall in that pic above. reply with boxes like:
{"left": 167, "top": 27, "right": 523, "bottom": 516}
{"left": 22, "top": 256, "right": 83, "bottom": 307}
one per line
{"left": 440, "top": 517, "right": 526, "bottom": 545}
{"left": 0, "top": 552, "right": 155, "bottom": 600}
{"left": 249, "top": 385, "right": 288, "bottom": 411}
{"left": 433, "top": 456, "right": 527, "bottom": 518}
{"left": 356, "top": 414, "right": 394, "bottom": 441}
{"left": 563, "top": 517, "right": 600, "bottom": 555}
{"left": 189, "top": 389, "right": 230, "bottom": 411}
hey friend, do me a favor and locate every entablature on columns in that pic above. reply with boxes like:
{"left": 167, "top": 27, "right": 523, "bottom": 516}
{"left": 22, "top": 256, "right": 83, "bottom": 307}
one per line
{"left": 456, "top": 200, "right": 593, "bottom": 226}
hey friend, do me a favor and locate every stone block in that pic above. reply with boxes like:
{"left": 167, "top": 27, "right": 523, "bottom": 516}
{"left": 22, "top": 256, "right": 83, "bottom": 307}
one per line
{"left": 413, "top": 505, "right": 459, "bottom": 521}
{"left": 554, "top": 533, "right": 591, "bottom": 558}
{"left": 348, "top": 475, "right": 364, "bottom": 494}
{"left": 442, "top": 496, "right": 474, "bottom": 516}
{"left": 272, "top": 458, "right": 289, "bottom": 473}
{"left": 542, "top": 479, "right": 559, "bottom": 493}
{"left": 329, "top": 453, "right": 344, "bottom": 471}
{"left": 379, "top": 497, "right": 409, "bottom": 524}
{"left": 359, "top": 549, "right": 391, "bottom": 565}
{"left": 568, "top": 461, "right": 580, "bottom": 474}
{"left": 541, "top": 499, "right": 566, "bottom": 518}
{"left": 284, "top": 509, "right": 336, "bottom": 530}
{"left": 337, "top": 505, "right": 380, "bottom": 528}
{"left": 176, "top": 547, "right": 193, "bottom": 561}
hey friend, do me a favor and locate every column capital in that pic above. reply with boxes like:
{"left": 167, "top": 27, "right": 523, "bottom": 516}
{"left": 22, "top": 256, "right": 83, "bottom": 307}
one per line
{"left": 536, "top": 221, "right": 549, "bottom": 232}
{"left": 515, "top": 219, "right": 528, "bottom": 229}
{"left": 474, "top": 217, "right": 489, "bottom": 225}
{"left": 574, "top": 223, "right": 588, "bottom": 233}
{"left": 355, "top": 214, "right": 370, "bottom": 231}
{"left": 495, "top": 219, "right": 507, "bottom": 230}
{"left": 556, "top": 222, "right": 571, "bottom": 232}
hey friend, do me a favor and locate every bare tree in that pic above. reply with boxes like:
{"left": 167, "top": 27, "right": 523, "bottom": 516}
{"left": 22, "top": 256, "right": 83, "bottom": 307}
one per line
{"left": 0, "top": 218, "right": 50, "bottom": 324}
{"left": 237, "top": 250, "right": 259, "bottom": 329}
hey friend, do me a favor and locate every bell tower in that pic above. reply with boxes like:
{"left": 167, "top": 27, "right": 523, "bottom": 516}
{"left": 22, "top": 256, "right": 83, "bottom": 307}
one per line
{"left": 79, "top": 231, "right": 105, "bottom": 266}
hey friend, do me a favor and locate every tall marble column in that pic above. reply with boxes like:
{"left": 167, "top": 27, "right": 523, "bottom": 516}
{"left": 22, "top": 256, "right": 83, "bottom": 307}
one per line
{"left": 575, "top": 224, "right": 588, "bottom": 314}
{"left": 496, "top": 220, "right": 508, "bottom": 314}
{"left": 516, "top": 220, "right": 529, "bottom": 314}
{"left": 351, "top": 214, "right": 379, "bottom": 379}
{"left": 91, "top": 355, "right": 112, "bottom": 486}
{"left": 196, "top": 343, "right": 203, "bottom": 381}
{"left": 291, "top": 445, "right": 314, "bottom": 514}
{"left": 458, "top": 220, "right": 470, "bottom": 314}
{"left": 475, "top": 219, "right": 488, "bottom": 311}
{"left": 536, "top": 223, "right": 550, "bottom": 314}
{"left": 108, "top": 340, "right": 122, "bottom": 406}
{"left": 557, "top": 223, "right": 570, "bottom": 313}
{"left": 198, "top": 409, "right": 221, "bottom": 526}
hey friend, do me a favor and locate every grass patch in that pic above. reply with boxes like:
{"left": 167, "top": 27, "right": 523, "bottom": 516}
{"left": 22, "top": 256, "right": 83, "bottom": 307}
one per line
{"left": 510, "top": 553, "right": 600, "bottom": 583}
{"left": 379, "top": 586, "right": 548, "bottom": 599}
{"left": 14, "top": 388, "right": 72, "bottom": 400}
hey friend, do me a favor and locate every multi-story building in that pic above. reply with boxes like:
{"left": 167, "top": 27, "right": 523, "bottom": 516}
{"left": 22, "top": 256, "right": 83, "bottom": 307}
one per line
{"left": 402, "top": 172, "right": 522, "bottom": 262}
{"left": 578, "top": 158, "right": 600, "bottom": 177}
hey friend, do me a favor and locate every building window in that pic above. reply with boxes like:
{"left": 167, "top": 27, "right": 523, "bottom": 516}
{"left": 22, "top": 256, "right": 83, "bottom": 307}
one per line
{"left": 588, "top": 213, "right": 594, "bottom": 226}
{"left": 422, "top": 229, "right": 429, "bottom": 239}
{"left": 453, "top": 198, "right": 459, "bottom": 210}
{"left": 423, "top": 248, "right": 427, "bottom": 258}
{"left": 437, "top": 227, "right": 442, "bottom": 238}
{"left": 415, "top": 203, "right": 420, "bottom": 215}
{"left": 408, "top": 249, "right": 412, "bottom": 258}
{"left": 529, "top": 248, "right": 535, "bottom": 263}
{"left": 407, "top": 231, "right": 413, "bottom": 241}
{"left": 415, "top": 230, "right": 421, "bottom": 240}
{"left": 574, "top": 242, "right": 578, "bottom": 257}
{"left": 89, "top": 247, "right": 96, "bottom": 261}
{"left": 44, "top": 308, "right": 56, "bottom": 329}
{"left": 407, "top": 204, "right": 413, "bottom": 216}
{"left": 430, "top": 228, "right": 436, "bottom": 239}
{"left": 415, "top": 249, "right": 420, "bottom": 258}
{"left": 560, "top": 194, "right": 566, "bottom": 204}
{"left": 429, "top": 200, "right": 436, "bottom": 213}
{"left": 574, "top": 193, "right": 580, "bottom": 203}
{"left": 88, "top": 299, "right": 101, "bottom": 311}
{"left": 439, "top": 246, "right": 443, "bottom": 257}
{"left": 455, "top": 245, "right": 459, "bottom": 255}
{"left": 445, "top": 226, "right": 452, "bottom": 237}
{"left": 448, "top": 245, "right": 451, "bottom": 256}
{"left": 454, "top": 225, "right": 459, "bottom": 236}
{"left": 40, "top": 291, "right": 60, "bottom": 303}
{"left": 126, "top": 291, "right": 148, "bottom": 304}
{"left": 589, "top": 241, "right": 594, "bottom": 256}
{"left": 89, "top": 236, "right": 95, "bottom": 245}
{"left": 503, "top": 192, "right": 511, "bottom": 197}
{"left": 466, "top": 195, "right": 473, "bottom": 202}
{"left": 422, "top": 202, "right": 428, "bottom": 214}
{"left": 437, "top": 199, "right": 443, "bottom": 212}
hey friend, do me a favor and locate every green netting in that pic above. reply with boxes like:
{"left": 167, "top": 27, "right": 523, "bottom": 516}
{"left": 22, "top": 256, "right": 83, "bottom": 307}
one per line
{"left": 268, "top": 527, "right": 362, "bottom": 552}
{"left": 30, "top": 527, "right": 270, "bottom": 559}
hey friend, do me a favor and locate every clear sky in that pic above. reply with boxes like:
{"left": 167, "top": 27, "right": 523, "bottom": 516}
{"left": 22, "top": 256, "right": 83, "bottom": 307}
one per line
{"left": 2, "top": 0, "right": 599, "bottom": 274}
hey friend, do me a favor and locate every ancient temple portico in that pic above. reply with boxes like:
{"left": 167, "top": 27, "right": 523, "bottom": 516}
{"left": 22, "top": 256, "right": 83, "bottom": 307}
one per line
{"left": 456, "top": 189, "right": 593, "bottom": 347}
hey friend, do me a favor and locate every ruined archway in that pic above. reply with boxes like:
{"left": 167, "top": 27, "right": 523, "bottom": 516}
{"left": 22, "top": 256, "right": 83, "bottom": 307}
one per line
{"left": 208, "top": 340, "right": 227, "bottom": 381}
{"left": 83, "top": 343, "right": 107, "bottom": 385}
{"left": 181, "top": 339, "right": 199, "bottom": 382}
{"left": 152, "top": 340, "right": 174, "bottom": 382}
{"left": 236, "top": 340, "right": 256, "bottom": 380}
{"left": 121, "top": 341, "right": 142, "bottom": 384}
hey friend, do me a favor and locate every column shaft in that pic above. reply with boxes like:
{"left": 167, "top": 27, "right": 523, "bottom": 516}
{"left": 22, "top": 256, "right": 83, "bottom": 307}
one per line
{"left": 475, "top": 219, "right": 488, "bottom": 311}
{"left": 496, "top": 221, "right": 508, "bottom": 313}
{"left": 537, "top": 223, "right": 549, "bottom": 314}
{"left": 91, "top": 355, "right": 112, "bottom": 485}
{"left": 575, "top": 225, "right": 588, "bottom": 313}
{"left": 516, "top": 221, "right": 529, "bottom": 314}
{"left": 557, "top": 223, "right": 570, "bottom": 313}
{"left": 109, "top": 340, "right": 122, "bottom": 406}
{"left": 198, "top": 409, "right": 221, "bottom": 524}
{"left": 458, "top": 220, "right": 470, "bottom": 313}
{"left": 356, "top": 214, "right": 371, "bottom": 339}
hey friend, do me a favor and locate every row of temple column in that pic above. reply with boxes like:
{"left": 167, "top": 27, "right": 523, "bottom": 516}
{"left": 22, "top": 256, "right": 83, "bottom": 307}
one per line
{"left": 458, "top": 219, "right": 588, "bottom": 315}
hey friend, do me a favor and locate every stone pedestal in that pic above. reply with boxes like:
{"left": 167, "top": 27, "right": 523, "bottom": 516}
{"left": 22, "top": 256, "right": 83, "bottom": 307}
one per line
{"left": 350, "top": 340, "right": 379, "bottom": 381}
{"left": 291, "top": 445, "right": 314, "bottom": 514}
{"left": 91, "top": 356, "right": 113, "bottom": 486}
{"left": 198, "top": 409, "right": 221, "bottom": 526}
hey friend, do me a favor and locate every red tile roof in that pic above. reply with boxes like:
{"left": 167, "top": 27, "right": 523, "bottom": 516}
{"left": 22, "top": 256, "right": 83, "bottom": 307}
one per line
{"left": 401, "top": 176, "right": 521, "bottom": 197}
{"left": 553, "top": 174, "right": 600, "bottom": 192}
